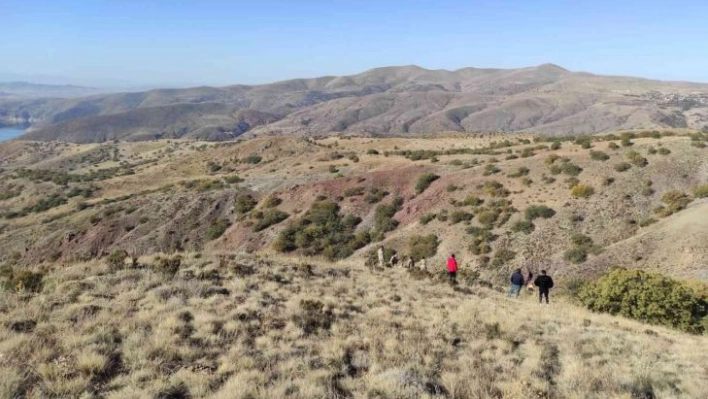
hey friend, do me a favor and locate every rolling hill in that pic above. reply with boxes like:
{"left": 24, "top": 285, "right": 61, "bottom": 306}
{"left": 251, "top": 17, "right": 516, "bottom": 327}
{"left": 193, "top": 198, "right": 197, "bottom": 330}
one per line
{"left": 3, "top": 64, "right": 708, "bottom": 142}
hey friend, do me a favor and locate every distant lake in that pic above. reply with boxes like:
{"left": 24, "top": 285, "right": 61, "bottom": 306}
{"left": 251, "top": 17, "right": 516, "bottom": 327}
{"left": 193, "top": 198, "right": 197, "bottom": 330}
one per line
{"left": 0, "top": 127, "right": 25, "bottom": 142}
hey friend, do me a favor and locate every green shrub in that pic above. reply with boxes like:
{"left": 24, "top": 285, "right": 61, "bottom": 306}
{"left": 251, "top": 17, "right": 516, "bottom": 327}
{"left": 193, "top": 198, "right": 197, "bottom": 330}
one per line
{"left": 589, "top": 150, "right": 610, "bottom": 161}
{"left": 262, "top": 195, "right": 282, "bottom": 208}
{"left": 563, "top": 247, "right": 588, "bottom": 264}
{"left": 407, "top": 234, "right": 439, "bottom": 261}
{"left": 366, "top": 149, "right": 379, "bottom": 155}
{"left": 416, "top": 173, "right": 440, "bottom": 194}
{"left": 446, "top": 184, "right": 459, "bottom": 192}
{"left": 242, "top": 154, "right": 262, "bottom": 164}
{"left": 224, "top": 175, "right": 243, "bottom": 184}
{"left": 483, "top": 164, "right": 501, "bottom": 176}
{"left": 293, "top": 299, "right": 335, "bottom": 335}
{"left": 656, "top": 190, "right": 693, "bottom": 217}
{"left": 106, "top": 250, "right": 127, "bottom": 272}
{"left": 253, "top": 209, "right": 289, "bottom": 232}
{"left": 1, "top": 268, "right": 44, "bottom": 293}
{"left": 374, "top": 197, "right": 403, "bottom": 233}
{"left": 364, "top": 188, "right": 388, "bottom": 204}
{"left": 343, "top": 187, "right": 365, "bottom": 197}
{"left": 508, "top": 167, "right": 530, "bottom": 178}
{"left": 419, "top": 213, "right": 436, "bottom": 225}
{"left": 638, "top": 217, "right": 657, "bottom": 227}
{"left": 274, "top": 200, "right": 365, "bottom": 260}
{"left": 525, "top": 205, "right": 556, "bottom": 220}
{"left": 153, "top": 255, "right": 182, "bottom": 276}
{"left": 579, "top": 268, "right": 708, "bottom": 334}
{"left": 545, "top": 154, "right": 561, "bottom": 166}
{"left": 550, "top": 141, "right": 561, "bottom": 150}
{"left": 206, "top": 219, "right": 231, "bottom": 240}
{"left": 694, "top": 184, "right": 708, "bottom": 199}
{"left": 511, "top": 219, "right": 535, "bottom": 234}
{"left": 570, "top": 233, "right": 593, "bottom": 247}
{"left": 621, "top": 137, "right": 633, "bottom": 147}
{"left": 449, "top": 210, "right": 474, "bottom": 224}
{"left": 626, "top": 151, "right": 648, "bottom": 167}
{"left": 658, "top": 147, "right": 671, "bottom": 155}
{"left": 608, "top": 142, "right": 620, "bottom": 150}
{"left": 491, "top": 248, "right": 516, "bottom": 267}
{"left": 614, "top": 162, "right": 632, "bottom": 172}
{"left": 476, "top": 210, "right": 499, "bottom": 227}
{"left": 462, "top": 195, "right": 484, "bottom": 206}
{"left": 235, "top": 194, "right": 257, "bottom": 214}
{"left": 484, "top": 181, "right": 510, "bottom": 198}
{"left": 570, "top": 184, "right": 595, "bottom": 198}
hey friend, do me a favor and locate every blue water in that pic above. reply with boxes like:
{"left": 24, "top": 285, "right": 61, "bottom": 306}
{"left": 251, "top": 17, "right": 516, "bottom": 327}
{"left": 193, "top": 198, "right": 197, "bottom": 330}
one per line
{"left": 0, "top": 127, "right": 25, "bottom": 142}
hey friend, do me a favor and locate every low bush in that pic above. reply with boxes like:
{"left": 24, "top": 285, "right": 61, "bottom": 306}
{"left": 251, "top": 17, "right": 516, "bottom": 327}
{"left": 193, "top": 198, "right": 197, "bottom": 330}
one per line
{"left": 242, "top": 154, "right": 262, "bottom": 164}
{"left": 511, "top": 219, "right": 535, "bottom": 234}
{"left": 589, "top": 150, "right": 610, "bottom": 161}
{"left": 626, "top": 151, "right": 648, "bottom": 167}
{"left": 655, "top": 190, "right": 693, "bottom": 217}
{"left": 293, "top": 299, "right": 335, "bottom": 336}
{"left": 235, "top": 194, "right": 257, "bottom": 214}
{"left": 364, "top": 188, "right": 388, "bottom": 204}
{"left": 484, "top": 181, "right": 510, "bottom": 198}
{"left": 419, "top": 213, "right": 436, "bottom": 225}
{"left": 274, "top": 200, "right": 367, "bottom": 260}
{"left": 262, "top": 194, "right": 282, "bottom": 208}
{"left": 449, "top": 210, "right": 474, "bottom": 224}
{"left": 106, "top": 250, "right": 128, "bottom": 272}
{"left": 508, "top": 167, "right": 530, "bottom": 178}
{"left": 206, "top": 218, "right": 231, "bottom": 240}
{"left": 253, "top": 209, "right": 289, "bottom": 231}
{"left": 416, "top": 173, "right": 440, "bottom": 194}
{"left": 374, "top": 197, "right": 403, "bottom": 233}
{"left": 608, "top": 142, "right": 620, "bottom": 150}
{"left": 525, "top": 205, "right": 556, "bottom": 220}
{"left": 407, "top": 234, "right": 439, "bottom": 261}
{"left": 614, "top": 162, "right": 632, "bottom": 172}
{"left": 563, "top": 247, "right": 587, "bottom": 264}
{"left": 579, "top": 268, "right": 708, "bottom": 334}
{"left": 570, "top": 184, "right": 595, "bottom": 198}
{"left": 1, "top": 267, "right": 44, "bottom": 293}
{"left": 153, "top": 255, "right": 182, "bottom": 277}
{"left": 694, "top": 184, "right": 708, "bottom": 199}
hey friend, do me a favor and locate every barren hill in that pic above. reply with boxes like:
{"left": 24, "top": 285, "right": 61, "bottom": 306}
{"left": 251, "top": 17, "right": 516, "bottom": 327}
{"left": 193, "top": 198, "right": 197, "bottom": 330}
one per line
{"left": 1, "top": 131, "right": 708, "bottom": 397}
{"left": 4, "top": 64, "right": 708, "bottom": 142}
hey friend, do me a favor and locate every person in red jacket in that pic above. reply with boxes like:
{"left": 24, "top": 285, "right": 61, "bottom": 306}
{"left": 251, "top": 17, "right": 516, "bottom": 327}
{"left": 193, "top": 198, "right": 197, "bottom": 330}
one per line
{"left": 447, "top": 254, "right": 458, "bottom": 283}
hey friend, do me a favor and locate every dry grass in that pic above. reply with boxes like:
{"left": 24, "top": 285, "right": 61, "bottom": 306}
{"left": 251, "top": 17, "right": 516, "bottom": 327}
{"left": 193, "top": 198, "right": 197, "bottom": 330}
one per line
{"left": 0, "top": 254, "right": 706, "bottom": 398}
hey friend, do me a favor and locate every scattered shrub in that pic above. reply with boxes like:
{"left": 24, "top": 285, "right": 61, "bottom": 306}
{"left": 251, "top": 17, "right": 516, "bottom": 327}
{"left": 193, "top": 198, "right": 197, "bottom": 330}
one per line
{"left": 242, "top": 154, "right": 262, "bottom": 164}
{"left": 274, "top": 200, "right": 366, "bottom": 260}
{"left": 608, "top": 142, "right": 620, "bottom": 150}
{"left": 153, "top": 255, "right": 182, "bottom": 277}
{"left": 579, "top": 268, "right": 708, "bottom": 334}
{"left": 511, "top": 219, "right": 535, "bottom": 234}
{"left": 462, "top": 195, "right": 484, "bottom": 206}
{"left": 525, "top": 205, "right": 556, "bottom": 220}
{"left": 235, "top": 194, "right": 257, "bottom": 214}
{"left": 658, "top": 147, "right": 671, "bottom": 155}
{"left": 564, "top": 247, "right": 587, "bottom": 264}
{"left": 106, "top": 250, "right": 128, "bottom": 272}
{"left": 374, "top": 197, "right": 403, "bottom": 233}
{"left": 589, "top": 150, "right": 610, "bottom": 161}
{"left": 550, "top": 141, "right": 561, "bottom": 150}
{"left": 484, "top": 181, "right": 510, "bottom": 197}
{"left": 262, "top": 194, "right": 282, "bottom": 208}
{"left": 614, "top": 162, "right": 632, "bottom": 172}
{"left": 694, "top": 184, "right": 708, "bottom": 199}
{"left": 656, "top": 190, "right": 693, "bottom": 217}
{"left": 364, "top": 188, "right": 388, "bottom": 204}
{"left": 1, "top": 267, "right": 44, "bottom": 293}
{"left": 407, "top": 234, "right": 439, "bottom": 261}
{"left": 293, "top": 299, "right": 335, "bottom": 335}
{"left": 449, "top": 210, "right": 474, "bottom": 224}
{"left": 253, "top": 209, "right": 289, "bottom": 231}
{"left": 508, "top": 167, "right": 530, "bottom": 178}
{"left": 206, "top": 218, "right": 231, "bottom": 240}
{"left": 626, "top": 151, "right": 648, "bottom": 167}
{"left": 416, "top": 173, "right": 440, "bottom": 194}
{"left": 491, "top": 248, "right": 516, "bottom": 267}
{"left": 419, "top": 213, "right": 436, "bottom": 225}
{"left": 570, "top": 184, "right": 595, "bottom": 198}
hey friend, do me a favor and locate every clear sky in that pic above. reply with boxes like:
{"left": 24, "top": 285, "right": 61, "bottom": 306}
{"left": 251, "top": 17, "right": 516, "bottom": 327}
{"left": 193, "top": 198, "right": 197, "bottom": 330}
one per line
{"left": 3, "top": 0, "right": 708, "bottom": 87}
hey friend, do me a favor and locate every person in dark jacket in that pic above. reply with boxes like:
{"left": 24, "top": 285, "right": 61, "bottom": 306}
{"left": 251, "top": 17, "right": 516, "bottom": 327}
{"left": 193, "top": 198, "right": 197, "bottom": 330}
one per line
{"left": 508, "top": 268, "right": 524, "bottom": 297}
{"left": 534, "top": 270, "right": 554, "bottom": 304}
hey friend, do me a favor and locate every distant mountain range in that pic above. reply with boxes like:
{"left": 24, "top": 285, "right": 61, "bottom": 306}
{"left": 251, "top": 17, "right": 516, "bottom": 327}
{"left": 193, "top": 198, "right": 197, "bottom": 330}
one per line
{"left": 3, "top": 64, "right": 708, "bottom": 142}
{"left": 0, "top": 81, "right": 112, "bottom": 99}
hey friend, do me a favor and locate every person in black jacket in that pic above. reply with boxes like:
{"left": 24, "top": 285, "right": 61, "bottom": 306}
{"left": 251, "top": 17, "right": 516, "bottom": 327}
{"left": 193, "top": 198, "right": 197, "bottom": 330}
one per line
{"left": 508, "top": 268, "right": 524, "bottom": 297}
{"left": 534, "top": 270, "right": 554, "bottom": 304}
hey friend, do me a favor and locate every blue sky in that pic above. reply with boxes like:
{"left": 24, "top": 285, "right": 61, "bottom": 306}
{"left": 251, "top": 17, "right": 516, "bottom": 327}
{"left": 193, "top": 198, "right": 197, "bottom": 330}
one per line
{"left": 2, "top": 0, "right": 708, "bottom": 87}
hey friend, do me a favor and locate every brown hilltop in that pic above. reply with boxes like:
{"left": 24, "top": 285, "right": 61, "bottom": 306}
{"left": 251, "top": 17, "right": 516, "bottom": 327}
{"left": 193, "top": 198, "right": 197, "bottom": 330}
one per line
{"left": 3, "top": 64, "right": 708, "bottom": 143}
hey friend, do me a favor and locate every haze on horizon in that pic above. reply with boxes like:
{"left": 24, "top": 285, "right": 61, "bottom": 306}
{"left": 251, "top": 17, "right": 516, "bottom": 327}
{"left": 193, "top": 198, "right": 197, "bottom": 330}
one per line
{"left": 3, "top": 0, "right": 708, "bottom": 88}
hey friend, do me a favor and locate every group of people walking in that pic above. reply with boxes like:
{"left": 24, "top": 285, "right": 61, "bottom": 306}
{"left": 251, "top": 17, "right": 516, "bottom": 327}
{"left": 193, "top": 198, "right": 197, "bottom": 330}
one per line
{"left": 508, "top": 267, "right": 554, "bottom": 304}
{"left": 377, "top": 247, "right": 556, "bottom": 304}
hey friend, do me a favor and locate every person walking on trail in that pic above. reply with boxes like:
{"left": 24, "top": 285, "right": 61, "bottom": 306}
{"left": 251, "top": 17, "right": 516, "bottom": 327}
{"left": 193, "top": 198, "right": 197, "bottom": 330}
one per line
{"left": 447, "top": 254, "right": 458, "bottom": 283}
{"left": 534, "top": 270, "right": 554, "bottom": 305}
{"left": 377, "top": 246, "right": 385, "bottom": 270}
{"left": 508, "top": 268, "right": 524, "bottom": 297}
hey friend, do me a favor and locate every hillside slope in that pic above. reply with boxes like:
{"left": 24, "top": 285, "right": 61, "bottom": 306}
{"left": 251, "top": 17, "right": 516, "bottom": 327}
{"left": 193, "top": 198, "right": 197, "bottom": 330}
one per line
{"left": 0, "top": 254, "right": 706, "bottom": 398}
{"left": 3, "top": 64, "right": 708, "bottom": 142}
